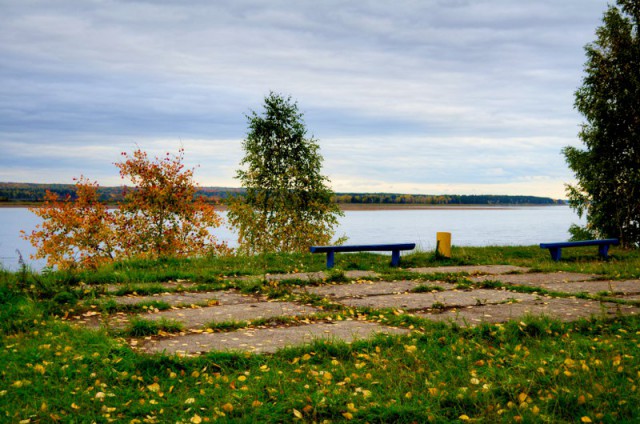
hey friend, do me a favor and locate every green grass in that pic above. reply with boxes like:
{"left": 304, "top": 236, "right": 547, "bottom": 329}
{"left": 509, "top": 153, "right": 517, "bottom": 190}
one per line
{"left": 2, "top": 246, "right": 640, "bottom": 422}
{"left": 2, "top": 315, "right": 639, "bottom": 423}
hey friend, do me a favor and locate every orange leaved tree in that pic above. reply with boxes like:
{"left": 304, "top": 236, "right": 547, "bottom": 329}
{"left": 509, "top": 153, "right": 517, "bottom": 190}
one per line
{"left": 25, "top": 177, "right": 116, "bottom": 270}
{"left": 24, "top": 149, "right": 228, "bottom": 270}
{"left": 114, "top": 149, "right": 227, "bottom": 258}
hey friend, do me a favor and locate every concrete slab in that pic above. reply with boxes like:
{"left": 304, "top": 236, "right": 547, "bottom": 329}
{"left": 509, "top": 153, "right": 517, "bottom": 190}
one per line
{"left": 418, "top": 297, "right": 640, "bottom": 325}
{"left": 407, "top": 265, "right": 529, "bottom": 275}
{"left": 470, "top": 272, "right": 598, "bottom": 286}
{"left": 111, "top": 290, "right": 259, "bottom": 306}
{"left": 540, "top": 280, "right": 640, "bottom": 295}
{"left": 142, "top": 301, "right": 318, "bottom": 328}
{"left": 338, "top": 289, "right": 537, "bottom": 310}
{"left": 232, "top": 270, "right": 379, "bottom": 282}
{"left": 299, "top": 280, "right": 457, "bottom": 299}
{"left": 138, "top": 320, "right": 410, "bottom": 355}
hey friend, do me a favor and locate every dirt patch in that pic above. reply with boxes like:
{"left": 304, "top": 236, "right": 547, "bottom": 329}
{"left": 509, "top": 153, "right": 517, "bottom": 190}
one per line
{"left": 418, "top": 297, "right": 640, "bottom": 325}
{"left": 338, "top": 289, "right": 537, "bottom": 310}
{"left": 408, "top": 265, "right": 529, "bottom": 275}
{"left": 298, "top": 280, "right": 457, "bottom": 299}
{"left": 137, "top": 320, "right": 410, "bottom": 355}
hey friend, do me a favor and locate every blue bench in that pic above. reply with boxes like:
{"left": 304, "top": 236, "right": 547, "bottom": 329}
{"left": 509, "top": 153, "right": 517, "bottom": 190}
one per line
{"left": 539, "top": 239, "right": 619, "bottom": 261}
{"left": 310, "top": 243, "right": 416, "bottom": 269}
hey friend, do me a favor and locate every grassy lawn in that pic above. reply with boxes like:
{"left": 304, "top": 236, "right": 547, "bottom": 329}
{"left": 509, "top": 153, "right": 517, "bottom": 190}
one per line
{"left": 1, "top": 245, "right": 640, "bottom": 423}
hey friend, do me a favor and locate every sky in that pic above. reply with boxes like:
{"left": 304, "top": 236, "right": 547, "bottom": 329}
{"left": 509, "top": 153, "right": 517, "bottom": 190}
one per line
{"left": 0, "top": 0, "right": 611, "bottom": 199}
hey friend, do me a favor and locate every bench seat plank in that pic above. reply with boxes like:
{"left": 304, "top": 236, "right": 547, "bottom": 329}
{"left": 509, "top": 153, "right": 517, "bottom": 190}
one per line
{"left": 310, "top": 243, "right": 416, "bottom": 268}
{"left": 539, "top": 238, "right": 619, "bottom": 261}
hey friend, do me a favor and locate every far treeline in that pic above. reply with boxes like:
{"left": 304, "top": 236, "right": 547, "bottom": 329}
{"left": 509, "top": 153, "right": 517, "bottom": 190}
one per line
{"left": 0, "top": 182, "right": 564, "bottom": 206}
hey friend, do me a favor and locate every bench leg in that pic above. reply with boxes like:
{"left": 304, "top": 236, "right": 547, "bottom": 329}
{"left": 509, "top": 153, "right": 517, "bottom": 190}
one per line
{"left": 391, "top": 250, "right": 400, "bottom": 267}
{"left": 598, "top": 244, "right": 610, "bottom": 259}
{"left": 326, "top": 251, "right": 335, "bottom": 269}
{"left": 548, "top": 247, "right": 561, "bottom": 261}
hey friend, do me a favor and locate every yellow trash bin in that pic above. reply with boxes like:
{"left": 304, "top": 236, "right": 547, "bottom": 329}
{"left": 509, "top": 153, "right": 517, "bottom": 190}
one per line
{"left": 436, "top": 232, "right": 451, "bottom": 258}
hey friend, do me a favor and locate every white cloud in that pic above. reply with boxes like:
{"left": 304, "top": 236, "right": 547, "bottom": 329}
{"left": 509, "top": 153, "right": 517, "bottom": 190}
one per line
{"left": 0, "top": 0, "right": 608, "bottom": 197}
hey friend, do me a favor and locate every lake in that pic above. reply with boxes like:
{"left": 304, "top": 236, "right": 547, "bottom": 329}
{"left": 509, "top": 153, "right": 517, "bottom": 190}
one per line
{"left": 0, "top": 206, "right": 584, "bottom": 271}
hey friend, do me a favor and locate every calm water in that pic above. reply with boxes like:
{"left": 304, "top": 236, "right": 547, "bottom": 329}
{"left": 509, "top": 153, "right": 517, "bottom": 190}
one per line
{"left": 0, "top": 206, "right": 584, "bottom": 271}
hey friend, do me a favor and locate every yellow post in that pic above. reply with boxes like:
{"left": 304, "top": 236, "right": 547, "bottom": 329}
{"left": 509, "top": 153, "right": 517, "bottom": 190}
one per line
{"left": 436, "top": 232, "right": 452, "bottom": 258}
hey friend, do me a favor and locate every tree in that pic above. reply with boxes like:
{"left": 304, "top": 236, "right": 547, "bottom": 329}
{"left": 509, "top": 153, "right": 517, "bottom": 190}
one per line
{"left": 114, "top": 149, "right": 228, "bottom": 258}
{"left": 563, "top": 0, "right": 640, "bottom": 247}
{"left": 227, "top": 92, "right": 344, "bottom": 254}
{"left": 25, "top": 177, "right": 116, "bottom": 270}
{"left": 25, "top": 149, "right": 228, "bottom": 269}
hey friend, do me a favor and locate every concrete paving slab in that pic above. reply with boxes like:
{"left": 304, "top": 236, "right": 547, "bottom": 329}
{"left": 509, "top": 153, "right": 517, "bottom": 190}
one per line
{"left": 338, "top": 289, "right": 537, "bottom": 310}
{"left": 142, "top": 301, "right": 318, "bottom": 328}
{"left": 407, "top": 265, "right": 529, "bottom": 275}
{"left": 232, "top": 270, "right": 379, "bottom": 282}
{"left": 471, "top": 272, "right": 598, "bottom": 286}
{"left": 540, "top": 279, "right": 640, "bottom": 295}
{"left": 138, "top": 320, "right": 410, "bottom": 355}
{"left": 298, "top": 280, "right": 457, "bottom": 299}
{"left": 418, "top": 297, "right": 640, "bottom": 325}
{"left": 111, "top": 290, "right": 259, "bottom": 306}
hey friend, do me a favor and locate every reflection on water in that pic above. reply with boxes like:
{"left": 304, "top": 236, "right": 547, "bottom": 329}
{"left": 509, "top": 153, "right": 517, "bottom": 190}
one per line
{"left": 0, "top": 206, "right": 584, "bottom": 271}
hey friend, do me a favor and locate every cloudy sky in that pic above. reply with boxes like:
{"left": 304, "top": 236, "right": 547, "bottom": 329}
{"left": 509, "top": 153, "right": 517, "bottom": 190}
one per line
{"left": 0, "top": 0, "right": 610, "bottom": 198}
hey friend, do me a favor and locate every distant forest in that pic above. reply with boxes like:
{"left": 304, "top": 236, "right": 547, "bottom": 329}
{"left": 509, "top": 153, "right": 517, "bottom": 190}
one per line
{"left": 0, "top": 182, "right": 565, "bottom": 206}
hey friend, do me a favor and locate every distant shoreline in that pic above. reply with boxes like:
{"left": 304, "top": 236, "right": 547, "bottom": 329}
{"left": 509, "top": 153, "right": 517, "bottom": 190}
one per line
{"left": 0, "top": 202, "right": 566, "bottom": 211}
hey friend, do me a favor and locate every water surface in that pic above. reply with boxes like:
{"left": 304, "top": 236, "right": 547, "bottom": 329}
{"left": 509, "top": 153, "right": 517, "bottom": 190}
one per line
{"left": 0, "top": 206, "right": 584, "bottom": 271}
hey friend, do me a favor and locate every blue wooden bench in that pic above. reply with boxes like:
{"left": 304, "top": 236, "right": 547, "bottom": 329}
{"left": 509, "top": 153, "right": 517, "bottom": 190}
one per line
{"left": 539, "top": 239, "right": 619, "bottom": 261}
{"left": 310, "top": 243, "right": 416, "bottom": 268}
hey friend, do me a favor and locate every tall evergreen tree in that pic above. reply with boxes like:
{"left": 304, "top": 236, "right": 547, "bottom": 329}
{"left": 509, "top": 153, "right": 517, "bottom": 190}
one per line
{"left": 563, "top": 0, "right": 640, "bottom": 247}
{"left": 227, "top": 93, "right": 344, "bottom": 254}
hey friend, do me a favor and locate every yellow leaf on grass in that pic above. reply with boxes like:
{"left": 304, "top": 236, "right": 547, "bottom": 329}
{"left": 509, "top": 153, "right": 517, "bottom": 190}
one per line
{"left": 222, "top": 403, "right": 234, "bottom": 412}
{"left": 190, "top": 414, "right": 202, "bottom": 424}
{"left": 33, "top": 364, "right": 45, "bottom": 374}
{"left": 581, "top": 417, "right": 592, "bottom": 423}
{"left": 293, "top": 409, "right": 303, "bottom": 418}
{"left": 459, "top": 415, "right": 470, "bottom": 421}
{"left": 147, "top": 383, "right": 160, "bottom": 392}
{"left": 185, "top": 398, "right": 196, "bottom": 404}
{"left": 342, "top": 412, "right": 353, "bottom": 420}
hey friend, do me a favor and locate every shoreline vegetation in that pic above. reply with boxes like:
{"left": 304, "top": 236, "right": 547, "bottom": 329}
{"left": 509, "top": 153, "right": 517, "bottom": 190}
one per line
{"left": 0, "top": 182, "right": 565, "bottom": 208}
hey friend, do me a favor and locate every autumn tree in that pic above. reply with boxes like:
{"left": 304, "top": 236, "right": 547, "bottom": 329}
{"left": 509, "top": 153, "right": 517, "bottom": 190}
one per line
{"left": 563, "top": 0, "right": 640, "bottom": 247}
{"left": 25, "top": 149, "right": 227, "bottom": 269}
{"left": 25, "top": 177, "right": 116, "bottom": 270}
{"left": 227, "top": 92, "right": 344, "bottom": 254}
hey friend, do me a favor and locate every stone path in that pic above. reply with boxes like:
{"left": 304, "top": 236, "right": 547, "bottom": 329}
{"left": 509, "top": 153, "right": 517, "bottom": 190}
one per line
{"left": 298, "top": 280, "right": 457, "bottom": 298}
{"left": 139, "top": 321, "right": 409, "bottom": 355}
{"left": 408, "top": 265, "right": 529, "bottom": 275}
{"left": 339, "top": 289, "right": 537, "bottom": 309}
{"left": 419, "top": 297, "right": 638, "bottom": 325}
{"left": 79, "top": 267, "right": 640, "bottom": 355}
{"left": 114, "top": 291, "right": 256, "bottom": 307}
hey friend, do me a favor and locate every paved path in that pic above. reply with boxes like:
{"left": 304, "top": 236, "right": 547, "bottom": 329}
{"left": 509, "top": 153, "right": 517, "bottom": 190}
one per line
{"left": 79, "top": 267, "right": 640, "bottom": 355}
